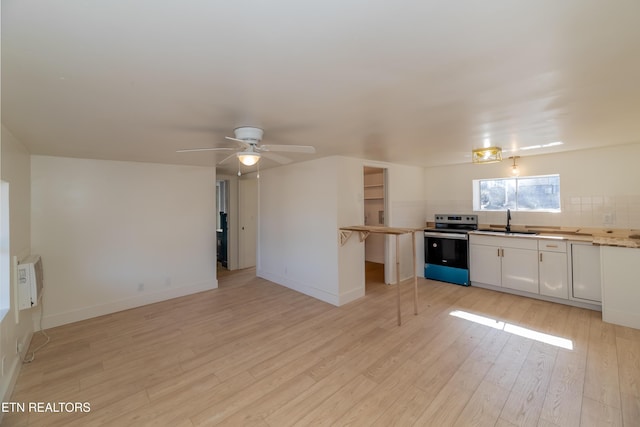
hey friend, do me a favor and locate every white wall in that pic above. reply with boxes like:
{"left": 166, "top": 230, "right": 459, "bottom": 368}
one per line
{"left": 0, "top": 126, "right": 34, "bottom": 405}
{"left": 425, "top": 142, "right": 640, "bottom": 229}
{"left": 30, "top": 156, "right": 218, "bottom": 328}
{"left": 337, "top": 157, "right": 368, "bottom": 302}
{"left": 259, "top": 155, "right": 426, "bottom": 307}
{"left": 338, "top": 158, "right": 426, "bottom": 292}
{"left": 378, "top": 161, "right": 426, "bottom": 282}
{"left": 258, "top": 157, "right": 343, "bottom": 304}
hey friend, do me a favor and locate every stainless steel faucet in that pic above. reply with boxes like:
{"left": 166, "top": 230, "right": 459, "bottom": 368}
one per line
{"left": 506, "top": 208, "right": 512, "bottom": 233}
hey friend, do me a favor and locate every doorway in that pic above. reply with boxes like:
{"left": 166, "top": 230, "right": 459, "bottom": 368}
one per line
{"left": 363, "top": 166, "right": 387, "bottom": 290}
{"left": 216, "top": 180, "right": 230, "bottom": 269}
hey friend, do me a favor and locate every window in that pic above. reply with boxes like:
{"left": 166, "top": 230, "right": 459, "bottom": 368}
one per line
{"left": 1, "top": 181, "right": 10, "bottom": 320}
{"left": 473, "top": 174, "right": 561, "bottom": 212}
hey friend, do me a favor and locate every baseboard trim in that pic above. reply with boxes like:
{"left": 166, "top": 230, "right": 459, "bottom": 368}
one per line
{"left": 257, "top": 270, "right": 340, "bottom": 306}
{"left": 339, "top": 287, "right": 365, "bottom": 306}
{"left": 471, "top": 281, "right": 602, "bottom": 311}
{"left": 0, "top": 331, "right": 33, "bottom": 424}
{"left": 603, "top": 308, "right": 640, "bottom": 329}
{"left": 41, "top": 280, "right": 218, "bottom": 329}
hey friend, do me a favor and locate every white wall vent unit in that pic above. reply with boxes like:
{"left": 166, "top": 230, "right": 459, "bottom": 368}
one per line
{"left": 17, "top": 255, "right": 44, "bottom": 310}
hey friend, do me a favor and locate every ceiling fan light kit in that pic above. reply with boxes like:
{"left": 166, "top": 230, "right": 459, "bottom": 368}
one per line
{"left": 237, "top": 151, "right": 261, "bottom": 166}
{"left": 472, "top": 146, "right": 503, "bottom": 164}
{"left": 177, "top": 126, "right": 316, "bottom": 170}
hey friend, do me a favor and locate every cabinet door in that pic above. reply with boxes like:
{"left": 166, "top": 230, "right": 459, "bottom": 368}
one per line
{"left": 469, "top": 244, "right": 501, "bottom": 286}
{"left": 502, "top": 248, "right": 538, "bottom": 293}
{"left": 539, "top": 251, "right": 568, "bottom": 298}
{"left": 571, "top": 244, "right": 601, "bottom": 302}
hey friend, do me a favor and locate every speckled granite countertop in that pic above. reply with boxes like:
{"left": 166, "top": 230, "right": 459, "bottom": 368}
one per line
{"left": 592, "top": 236, "right": 640, "bottom": 248}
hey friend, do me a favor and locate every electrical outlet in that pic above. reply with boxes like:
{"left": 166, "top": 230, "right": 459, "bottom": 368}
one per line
{"left": 16, "top": 340, "right": 22, "bottom": 355}
{"left": 603, "top": 213, "right": 615, "bottom": 225}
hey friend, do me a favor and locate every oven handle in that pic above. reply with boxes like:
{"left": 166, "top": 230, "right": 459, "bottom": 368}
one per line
{"left": 424, "top": 232, "right": 468, "bottom": 240}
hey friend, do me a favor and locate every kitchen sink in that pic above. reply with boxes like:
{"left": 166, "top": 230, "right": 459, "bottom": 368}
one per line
{"left": 476, "top": 229, "right": 539, "bottom": 236}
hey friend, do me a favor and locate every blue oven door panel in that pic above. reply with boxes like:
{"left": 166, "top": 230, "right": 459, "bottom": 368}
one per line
{"left": 425, "top": 264, "right": 469, "bottom": 286}
{"left": 424, "top": 233, "right": 470, "bottom": 286}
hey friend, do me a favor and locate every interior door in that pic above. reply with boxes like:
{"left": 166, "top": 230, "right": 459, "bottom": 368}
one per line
{"left": 238, "top": 178, "right": 258, "bottom": 269}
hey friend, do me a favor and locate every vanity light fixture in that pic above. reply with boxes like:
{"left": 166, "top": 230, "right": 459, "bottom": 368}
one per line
{"left": 472, "top": 146, "right": 503, "bottom": 164}
{"left": 509, "top": 156, "right": 520, "bottom": 176}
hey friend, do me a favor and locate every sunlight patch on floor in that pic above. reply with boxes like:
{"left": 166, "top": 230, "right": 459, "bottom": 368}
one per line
{"left": 450, "top": 310, "right": 573, "bottom": 350}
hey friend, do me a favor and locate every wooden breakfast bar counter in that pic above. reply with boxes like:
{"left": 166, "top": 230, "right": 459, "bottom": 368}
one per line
{"left": 339, "top": 225, "right": 419, "bottom": 326}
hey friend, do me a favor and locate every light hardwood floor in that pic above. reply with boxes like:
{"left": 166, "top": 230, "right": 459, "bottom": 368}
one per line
{"left": 4, "top": 264, "right": 640, "bottom": 426}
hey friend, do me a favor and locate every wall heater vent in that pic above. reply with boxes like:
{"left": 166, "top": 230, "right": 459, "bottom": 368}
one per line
{"left": 17, "top": 255, "right": 43, "bottom": 310}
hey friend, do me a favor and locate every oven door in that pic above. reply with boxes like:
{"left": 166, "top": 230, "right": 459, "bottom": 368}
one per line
{"left": 424, "top": 232, "right": 469, "bottom": 269}
{"left": 424, "top": 232, "right": 470, "bottom": 285}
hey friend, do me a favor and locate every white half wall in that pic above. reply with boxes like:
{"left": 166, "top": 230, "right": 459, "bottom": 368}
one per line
{"left": 30, "top": 156, "right": 218, "bottom": 329}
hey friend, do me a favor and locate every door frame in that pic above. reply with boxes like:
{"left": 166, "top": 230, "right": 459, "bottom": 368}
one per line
{"left": 363, "top": 165, "right": 391, "bottom": 284}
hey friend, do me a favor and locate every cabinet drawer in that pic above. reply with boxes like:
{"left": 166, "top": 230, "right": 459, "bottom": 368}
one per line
{"left": 538, "top": 240, "right": 566, "bottom": 253}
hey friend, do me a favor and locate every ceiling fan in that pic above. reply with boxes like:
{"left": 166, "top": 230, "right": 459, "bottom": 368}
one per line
{"left": 176, "top": 126, "right": 316, "bottom": 168}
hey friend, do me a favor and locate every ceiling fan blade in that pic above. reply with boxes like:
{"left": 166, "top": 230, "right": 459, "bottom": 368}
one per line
{"left": 217, "top": 153, "right": 237, "bottom": 165}
{"left": 262, "top": 152, "right": 293, "bottom": 164}
{"left": 259, "top": 144, "right": 316, "bottom": 154}
{"left": 176, "top": 147, "right": 236, "bottom": 153}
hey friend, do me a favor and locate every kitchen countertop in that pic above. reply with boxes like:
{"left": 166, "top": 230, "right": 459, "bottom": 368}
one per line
{"left": 592, "top": 236, "right": 640, "bottom": 248}
{"left": 426, "top": 222, "right": 640, "bottom": 248}
{"left": 424, "top": 222, "right": 640, "bottom": 249}
{"left": 466, "top": 229, "right": 640, "bottom": 248}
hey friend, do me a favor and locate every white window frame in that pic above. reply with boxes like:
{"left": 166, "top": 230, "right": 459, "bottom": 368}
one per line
{"left": 1, "top": 181, "right": 10, "bottom": 321}
{"left": 472, "top": 174, "right": 561, "bottom": 212}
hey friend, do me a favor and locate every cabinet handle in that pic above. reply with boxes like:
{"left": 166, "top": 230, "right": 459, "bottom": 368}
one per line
{"left": 545, "top": 244, "right": 558, "bottom": 248}
{"left": 540, "top": 253, "right": 543, "bottom": 262}
{"left": 498, "top": 248, "right": 501, "bottom": 257}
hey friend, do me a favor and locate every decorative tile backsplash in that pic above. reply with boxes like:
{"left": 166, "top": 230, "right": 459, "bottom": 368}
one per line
{"left": 426, "top": 194, "right": 640, "bottom": 229}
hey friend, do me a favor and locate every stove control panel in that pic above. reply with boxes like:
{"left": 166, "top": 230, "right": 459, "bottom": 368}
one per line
{"left": 434, "top": 214, "right": 478, "bottom": 225}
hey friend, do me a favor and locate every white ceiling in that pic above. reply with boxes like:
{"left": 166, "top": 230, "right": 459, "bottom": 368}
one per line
{"left": 3, "top": 1, "right": 640, "bottom": 174}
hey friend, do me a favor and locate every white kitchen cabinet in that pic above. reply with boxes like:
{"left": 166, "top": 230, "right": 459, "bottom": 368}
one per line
{"left": 570, "top": 242, "right": 601, "bottom": 303}
{"left": 501, "top": 246, "right": 538, "bottom": 293}
{"left": 469, "top": 234, "right": 538, "bottom": 293}
{"left": 469, "top": 242, "right": 502, "bottom": 285}
{"left": 538, "top": 240, "right": 568, "bottom": 299}
{"left": 601, "top": 246, "right": 640, "bottom": 329}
